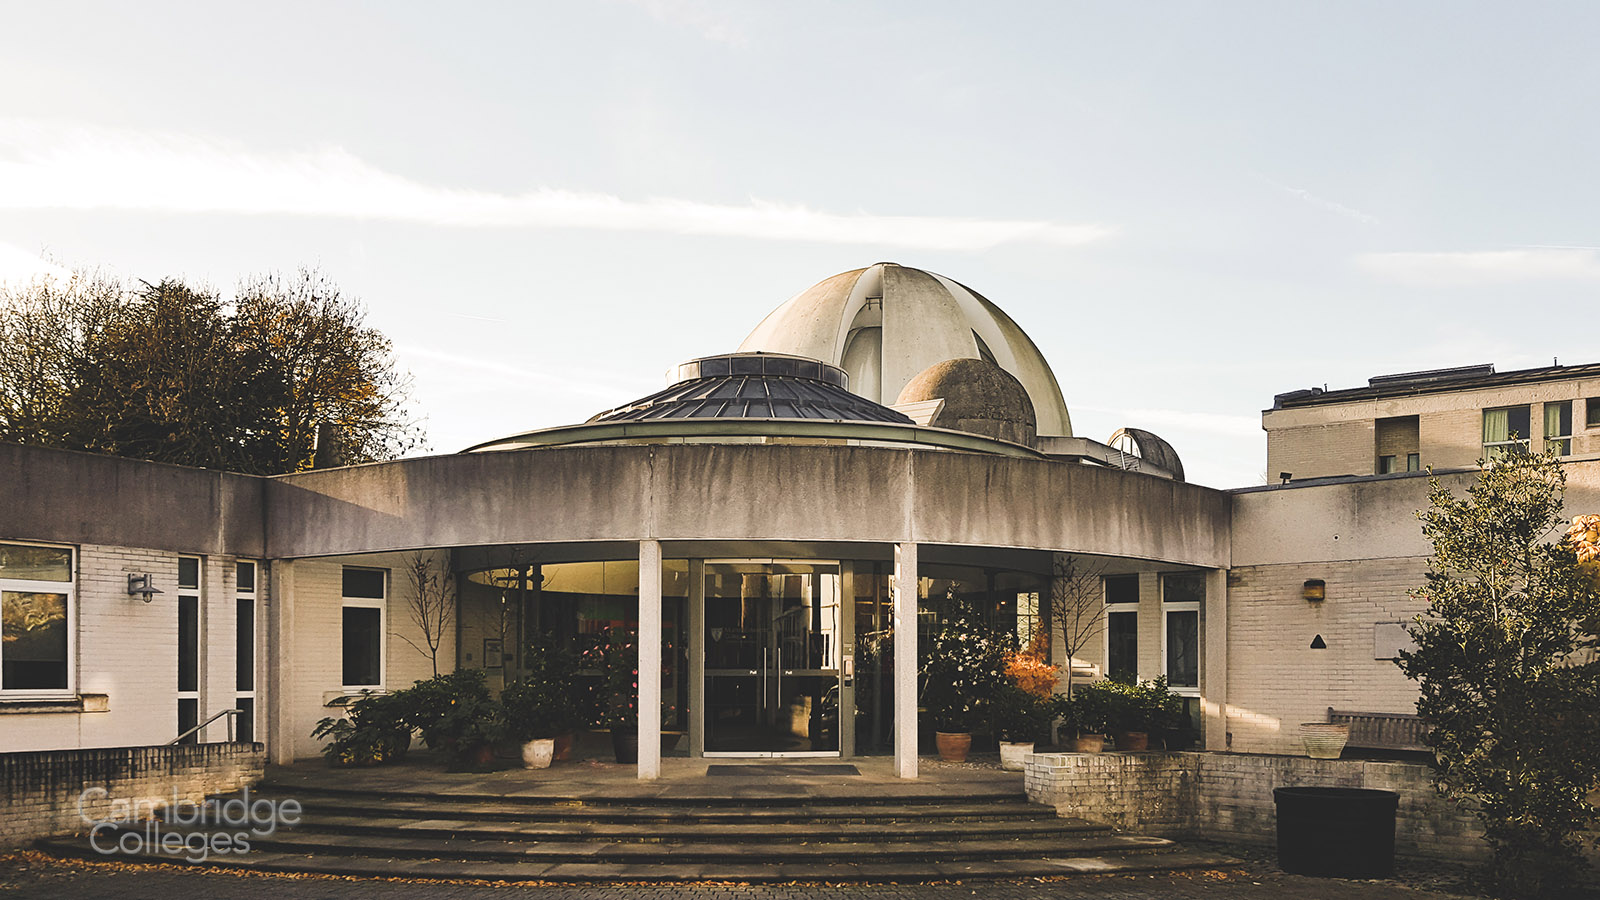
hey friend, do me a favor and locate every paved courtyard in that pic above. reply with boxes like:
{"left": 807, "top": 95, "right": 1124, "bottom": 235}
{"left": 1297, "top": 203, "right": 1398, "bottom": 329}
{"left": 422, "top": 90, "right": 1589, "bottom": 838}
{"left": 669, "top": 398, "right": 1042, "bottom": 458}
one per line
{"left": 0, "top": 848, "right": 1493, "bottom": 900}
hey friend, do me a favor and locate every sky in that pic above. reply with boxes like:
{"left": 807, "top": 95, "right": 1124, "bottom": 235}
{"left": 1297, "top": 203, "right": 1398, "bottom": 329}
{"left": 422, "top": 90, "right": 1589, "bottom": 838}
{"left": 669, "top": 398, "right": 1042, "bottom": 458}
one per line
{"left": 3, "top": 1, "right": 1598, "bottom": 488}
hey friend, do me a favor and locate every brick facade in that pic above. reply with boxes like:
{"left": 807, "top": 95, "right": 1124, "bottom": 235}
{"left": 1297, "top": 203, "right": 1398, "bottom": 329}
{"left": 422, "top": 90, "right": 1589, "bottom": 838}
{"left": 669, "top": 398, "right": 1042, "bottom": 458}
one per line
{"left": 0, "top": 742, "right": 265, "bottom": 848}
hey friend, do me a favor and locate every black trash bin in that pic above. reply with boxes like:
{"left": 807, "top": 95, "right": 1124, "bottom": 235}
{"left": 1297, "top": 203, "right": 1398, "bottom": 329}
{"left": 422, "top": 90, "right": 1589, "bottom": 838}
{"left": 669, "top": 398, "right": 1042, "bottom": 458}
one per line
{"left": 1274, "top": 786, "right": 1399, "bottom": 878}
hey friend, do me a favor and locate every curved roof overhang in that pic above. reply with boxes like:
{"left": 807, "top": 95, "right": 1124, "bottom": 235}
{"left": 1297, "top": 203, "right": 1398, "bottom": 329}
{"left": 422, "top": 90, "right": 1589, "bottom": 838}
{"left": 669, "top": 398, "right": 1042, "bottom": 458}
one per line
{"left": 462, "top": 418, "right": 1047, "bottom": 460}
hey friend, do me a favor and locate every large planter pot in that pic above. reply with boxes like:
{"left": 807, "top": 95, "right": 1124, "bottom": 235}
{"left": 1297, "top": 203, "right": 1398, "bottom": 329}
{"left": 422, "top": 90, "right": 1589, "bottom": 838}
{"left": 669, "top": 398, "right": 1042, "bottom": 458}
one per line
{"left": 998, "top": 741, "right": 1033, "bottom": 771}
{"left": 935, "top": 731, "right": 972, "bottom": 762}
{"left": 521, "top": 738, "right": 555, "bottom": 769}
{"left": 1300, "top": 723, "right": 1350, "bottom": 759}
{"left": 552, "top": 732, "right": 575, "bottom": 761}
{"left": 611, "top": 729, "right": 639, "bottom": 764}
{"left": 1071, "top": 734, "right": 1105, "bottom": 753}
{"left": 1275, "top": 787, "right": 1398, "bottom": 878}
{"left": 1113, "top": 731, "right": 1149, "bottom": 751}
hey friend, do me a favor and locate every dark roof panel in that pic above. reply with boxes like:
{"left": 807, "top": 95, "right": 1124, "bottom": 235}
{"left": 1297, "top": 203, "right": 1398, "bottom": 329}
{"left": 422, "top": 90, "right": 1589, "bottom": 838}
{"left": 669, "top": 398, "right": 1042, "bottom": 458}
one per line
{"left": 592, "top": 353, "right": 916, "bottom": 425}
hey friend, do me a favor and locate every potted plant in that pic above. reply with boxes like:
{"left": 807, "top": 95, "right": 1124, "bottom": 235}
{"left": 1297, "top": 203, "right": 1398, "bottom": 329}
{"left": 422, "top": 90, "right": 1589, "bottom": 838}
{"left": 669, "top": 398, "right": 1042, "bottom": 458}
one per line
{"left": 919, "top": 596, "right": 1007, "bottom": 762}
{"left": 405, "top": 669, "right": 504, "bottom": 770}
{"left": 1057, "top": 686, "right": 1112, "bottom": 752}
{"left": 1096, "top": 675, "right": 1184, "bottom": 751}
{"left": 992, "top": 683, "right": 1053, "bottom": 769}
{"left": 584, "top": 626, "right": 640, "bottom": 763}
{"left": 503, "top": 629, "right": 582, "bottom": 767}
{"left": 310, "top": 689, "right": 414, "bottom": 767}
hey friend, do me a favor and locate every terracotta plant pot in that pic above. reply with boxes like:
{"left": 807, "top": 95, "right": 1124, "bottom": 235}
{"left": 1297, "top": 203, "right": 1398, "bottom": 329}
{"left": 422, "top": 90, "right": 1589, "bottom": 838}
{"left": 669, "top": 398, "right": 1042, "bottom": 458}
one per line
{"left": 521, "top": 738, "right": 555, "bottom": 769}
{"left": 935, "top": 731, "right": 972, "bottom": 762}
{"left": 1114, "top": 731, "right": 1149, "bottom": 751}
{"left": 1072, "top": 734, "right": 1105, "bottom": 753}
{"left": 1300, "top": 723, "right": 1350, "bottom": 759}
{"left": 552, "top": 732, "right": 574, "bottom": 761}
{"left": 998, "top": 741, "right": 1034, "bottom": 771}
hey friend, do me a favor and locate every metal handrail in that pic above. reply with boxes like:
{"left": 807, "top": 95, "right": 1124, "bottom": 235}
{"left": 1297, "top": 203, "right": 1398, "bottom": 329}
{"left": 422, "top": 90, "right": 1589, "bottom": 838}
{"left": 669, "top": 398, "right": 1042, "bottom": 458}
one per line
{"left": 168, "top": 708, "right": 242, "bottom": 745}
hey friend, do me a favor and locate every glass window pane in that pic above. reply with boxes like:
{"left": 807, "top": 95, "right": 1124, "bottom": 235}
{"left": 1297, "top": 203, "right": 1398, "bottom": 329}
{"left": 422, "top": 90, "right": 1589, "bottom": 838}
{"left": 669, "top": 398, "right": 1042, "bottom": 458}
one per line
{"left": 178, "top": 595, "right": 199, "bottom": 693}
{"left": 1104, "top": 574, "right": 1139, "bottom": 604}
{"left": 1482, "top": 408, "right": 1509, "bottom": 444}
{"left": 699, "top": 357, "right": 730, "bottom": 377}
{"left": 177, "top": 698, "right": 198, "bottom": 744}
{"left": 1508, "top": 406, "right": 1530, "bottom": 439}
{"left": 236, "top": 561, "right": 256, "bottom": 592}
{"left": 1166, "top": 609, "right": 1199, "bottom": 688}
{"left": 0, "top": 545, "right": 71, "bottom": 582}
{"left": 178, "top": 557, "right": 200, "bottom": 589}
{"left": 236, "top": 696, "right": 255, "bottom": 743}
{"left": 237, "top": 598, "right": 255, "bottom": 691}
{"left": 1, "top": 591, "right": 69, "bottom": 690}
{"left": 342, "top": 568, "right": 385, "bottom": 599}
{"left": 1107, "top": 611, "right": 1137, "bottom": 681}
{"left": 1161, "top": 572, "right": 1205, "bottom": 605}
{"left": 1588, "top": 398, "right": 1600, "bottom": 428}
{"left": 343, "top": 606, "right": 382, "bottom": 686}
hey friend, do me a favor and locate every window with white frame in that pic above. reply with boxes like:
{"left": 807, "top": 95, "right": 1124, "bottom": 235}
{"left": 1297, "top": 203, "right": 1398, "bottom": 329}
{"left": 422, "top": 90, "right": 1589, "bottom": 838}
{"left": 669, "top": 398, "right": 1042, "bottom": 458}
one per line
{"left": 1545, "top": 401, "right": 1573, "bottom": 456}
{"left": 342, "top": 567, "right": 386, "bottom": 689}
{"left": 1482, "top": 405, "right": 1531, "bottom": 460}
{"left": 1160, "top": 572, "right": 1202, "bottom": 696}
{"left": 236, "top": 560, "right": 258, "bottom": 742}
{"left": 1103, "top": 574, "right": 1139, "bottom": 682}
{"left": 177, "top": 557, "right": 201, "bottom": 743}
{"left": 0, "top": 542, "right": 74, "bottom": 694}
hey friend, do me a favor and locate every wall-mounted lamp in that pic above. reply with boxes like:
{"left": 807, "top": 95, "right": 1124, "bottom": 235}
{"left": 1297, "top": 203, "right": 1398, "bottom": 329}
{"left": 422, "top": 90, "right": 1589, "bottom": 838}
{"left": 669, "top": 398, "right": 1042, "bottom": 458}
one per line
{"left": 1302, "top": 579, "right": 1326, "bottom": 602}
{"left": 127, "top": 573, "right": 163, "bottom": 602}
{"left": 1279, "top": 472, "right": 1293, "bottom": 485}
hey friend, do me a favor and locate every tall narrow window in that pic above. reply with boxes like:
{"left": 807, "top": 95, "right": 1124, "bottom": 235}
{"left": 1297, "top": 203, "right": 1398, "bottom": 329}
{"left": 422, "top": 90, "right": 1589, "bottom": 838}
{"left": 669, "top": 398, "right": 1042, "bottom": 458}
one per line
{"left": 1103, "top": 575, "right": 1139, "bottom": 681}
{"left": 1545, "top": 401, "right": 1573, "bottom": 456}
{"left": 1482, "top": 405, "right": 1531, "bottom": 460}
{"left": 0, "top": 543, "right": 73, "bottom": 694}
{"left": 1587, "top": 398, "right": 1600, "bottom": 429}
{"left": 177, "top": 557, "right": 201, "bottom": 743}
{"left": 236, "top": 561, "right": 257, "bottom": 743}
{"left": 342, "top": 567, "right": 386, "bottom": 689}
{"left": 1161, "top": 572, "right": 1202, "bottom": 695}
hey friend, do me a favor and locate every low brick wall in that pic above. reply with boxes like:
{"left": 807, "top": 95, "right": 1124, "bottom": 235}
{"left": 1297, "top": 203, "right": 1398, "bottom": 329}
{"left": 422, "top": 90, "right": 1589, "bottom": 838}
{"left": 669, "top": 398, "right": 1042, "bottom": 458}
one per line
{"left": 1025, "top": 751, "right": 1486, "bottom": 861}
{"left": 0, "top": 743, "right": 266, "bottom": 848}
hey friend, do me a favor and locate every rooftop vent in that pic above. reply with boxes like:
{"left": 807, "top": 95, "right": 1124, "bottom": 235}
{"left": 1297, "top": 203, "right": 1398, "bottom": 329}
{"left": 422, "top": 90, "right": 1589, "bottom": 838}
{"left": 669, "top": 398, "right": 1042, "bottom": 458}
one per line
{"left": 1368, "top": 364, "right": 1495, "bottom": 388}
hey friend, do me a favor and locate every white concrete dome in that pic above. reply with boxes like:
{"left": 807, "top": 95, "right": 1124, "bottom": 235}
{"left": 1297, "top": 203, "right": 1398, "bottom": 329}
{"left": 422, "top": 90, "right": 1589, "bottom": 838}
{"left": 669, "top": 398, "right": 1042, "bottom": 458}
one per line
{"left": 738, "top": 263, "right": 1072, "bottom": 436}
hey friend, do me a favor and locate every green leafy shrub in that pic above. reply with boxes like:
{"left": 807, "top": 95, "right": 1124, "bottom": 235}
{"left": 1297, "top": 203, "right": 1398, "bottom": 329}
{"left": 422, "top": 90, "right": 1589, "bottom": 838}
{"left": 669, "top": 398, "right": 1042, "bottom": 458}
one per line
{"left": 919, "top": 598, "right": 1008, "bottom": 733}
{"left": 502, "top": 629, "right": 582, "bottom": 741}
{"left": 403, "top": 669, "right": 504, "bottom": 765}
{"left": 991, "top": 682, "right": 1054, "bottom": 742}
{"left": 1398, "top": 452, "right": 1600, "bottom": 898}
{"left": 311, "top": 689, "right": 413, "bottom": 767}
{"left": 583, "top": 626, "right": 639, "bottom": 731}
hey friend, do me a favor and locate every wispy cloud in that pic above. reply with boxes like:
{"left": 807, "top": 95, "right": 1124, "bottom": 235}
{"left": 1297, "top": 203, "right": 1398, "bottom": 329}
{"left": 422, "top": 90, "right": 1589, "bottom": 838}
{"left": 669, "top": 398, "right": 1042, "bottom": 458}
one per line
{"left": 621, "top": 0, "right": 749, "bottom": 45}
{"left": 0, "top": 119, "right": 1114, "bottom": 252}
{"left": 0, "top": 242, "right": 71, "bottom": 288}
{"left": 1270, "top": 180, "right": 1379, "bottom": 225}
{"left": 1075, "top": 404, "right": 1259, "bottom": 437}
{"left": 1356, "top": 248, "right": 1600, "bottom": 286}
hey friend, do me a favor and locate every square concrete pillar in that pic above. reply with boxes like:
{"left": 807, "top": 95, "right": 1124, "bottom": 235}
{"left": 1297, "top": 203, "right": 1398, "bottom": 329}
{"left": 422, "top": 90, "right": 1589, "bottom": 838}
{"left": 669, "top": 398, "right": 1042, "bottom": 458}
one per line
{"left": 1202, "top": 567, "right": 1229, "bottom": 751}
{"left": 266, "top": 560, "right": 296, "bottom": 765}
{"left": 893, "top": 542, "right": 918, "bottom": 779}
{"left": 637, "top": 540, "right": 663, "bottom": 780}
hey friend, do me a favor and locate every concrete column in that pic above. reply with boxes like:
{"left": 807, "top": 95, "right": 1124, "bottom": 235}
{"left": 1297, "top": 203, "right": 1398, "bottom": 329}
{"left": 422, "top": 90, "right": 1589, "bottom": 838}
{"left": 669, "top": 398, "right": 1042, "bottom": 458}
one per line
{"left": 1202, "top": 567, "right": 1229, "bottom": 751}
{"left": 637, "top": 540, "right": 663, "bottom": 780}
{"left": 266, "top": 560, "right": 296, "bottom": 765}
{"left": 892, "top": 542, "right": 918, "bottom": 779}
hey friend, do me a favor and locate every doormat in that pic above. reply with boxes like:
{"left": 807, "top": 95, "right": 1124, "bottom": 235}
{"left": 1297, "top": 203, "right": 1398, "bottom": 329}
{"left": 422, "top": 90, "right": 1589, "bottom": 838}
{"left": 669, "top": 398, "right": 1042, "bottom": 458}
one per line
{"left": 705, "top": 764, "right": 861, "bottom": 776}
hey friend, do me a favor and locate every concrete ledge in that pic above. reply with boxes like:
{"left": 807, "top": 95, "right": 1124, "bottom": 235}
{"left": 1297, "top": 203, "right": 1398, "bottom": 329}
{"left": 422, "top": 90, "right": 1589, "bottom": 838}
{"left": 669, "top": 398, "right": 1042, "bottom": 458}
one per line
{"left": 1024, "top": 750, "right": 1487, "bottom": 861}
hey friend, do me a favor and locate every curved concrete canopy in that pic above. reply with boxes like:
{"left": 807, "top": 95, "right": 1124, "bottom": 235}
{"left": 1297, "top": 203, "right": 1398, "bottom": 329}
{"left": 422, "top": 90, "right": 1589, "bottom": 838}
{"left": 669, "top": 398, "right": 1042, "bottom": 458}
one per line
{"left": 738, "top": 263, "right": 1073, "bottom": 436}
{"left": 264, "top": 444, "right": 1228, "bottom": 566}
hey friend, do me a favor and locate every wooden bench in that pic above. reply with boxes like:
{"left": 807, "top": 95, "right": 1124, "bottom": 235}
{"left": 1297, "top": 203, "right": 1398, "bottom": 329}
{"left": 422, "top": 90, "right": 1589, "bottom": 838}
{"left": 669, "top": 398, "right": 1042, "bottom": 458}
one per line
{"left": 1328, "top": 708, "right": 1431, "bottom": 753}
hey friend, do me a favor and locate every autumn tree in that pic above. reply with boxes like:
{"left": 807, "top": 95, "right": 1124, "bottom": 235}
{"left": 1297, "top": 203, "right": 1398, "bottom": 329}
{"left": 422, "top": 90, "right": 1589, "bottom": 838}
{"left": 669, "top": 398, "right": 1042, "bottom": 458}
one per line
{"left": 0, "top": 265, "right": 421, "bottom": 474}
{"left": 1398, "top": 452, "right": 1600, "bottom": 898}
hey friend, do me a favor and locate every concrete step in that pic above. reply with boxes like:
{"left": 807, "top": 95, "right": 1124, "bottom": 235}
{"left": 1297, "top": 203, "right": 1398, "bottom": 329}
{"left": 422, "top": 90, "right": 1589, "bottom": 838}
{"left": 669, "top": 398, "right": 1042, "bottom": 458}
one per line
{"left": 35, "top": 835, "right": 1233, "bottom": 882}
{"left": 271, "top": 794, "right": 1057, "bottom": 825}
{"left": 264, "top": 779, "right": 1031, "bottom": 809}
{"left": 282, "top": 811, "right": 1108, "bottom": 843}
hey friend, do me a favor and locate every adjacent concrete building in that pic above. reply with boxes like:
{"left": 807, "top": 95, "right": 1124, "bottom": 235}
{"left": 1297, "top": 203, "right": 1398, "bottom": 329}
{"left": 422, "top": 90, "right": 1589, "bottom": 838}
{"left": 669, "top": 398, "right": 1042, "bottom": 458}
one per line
{"left": 2, "top": 262, "right": 1595, "bottom": 775}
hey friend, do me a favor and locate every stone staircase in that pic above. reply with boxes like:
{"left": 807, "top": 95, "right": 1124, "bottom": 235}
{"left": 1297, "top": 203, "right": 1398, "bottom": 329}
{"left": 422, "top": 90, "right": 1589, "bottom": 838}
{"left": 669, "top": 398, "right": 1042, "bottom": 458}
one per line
{"left": 38, "top": 776, "right": 1232, "bottom": 882}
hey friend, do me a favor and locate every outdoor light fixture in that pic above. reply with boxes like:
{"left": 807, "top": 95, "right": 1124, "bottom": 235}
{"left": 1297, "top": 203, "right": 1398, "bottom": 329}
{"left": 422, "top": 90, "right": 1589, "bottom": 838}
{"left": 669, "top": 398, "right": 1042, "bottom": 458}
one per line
{"left": 1279, "top": 472, "right": 1292, "bottom": 484}
{"left": 1301, "top": 579, "right": 1326, "bottom": 602}
{"left": 127, "top": 573, "right": 162, "bottom": 602}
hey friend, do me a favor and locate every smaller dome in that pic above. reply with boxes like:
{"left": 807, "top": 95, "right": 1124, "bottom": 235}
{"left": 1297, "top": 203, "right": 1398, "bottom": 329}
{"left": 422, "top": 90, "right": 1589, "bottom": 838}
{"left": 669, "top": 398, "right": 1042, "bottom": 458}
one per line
{"left": 591, "top": 352, "right": 914, "bottom": 424}
{"left": 1108, "top": 427, "right": 1185, "bottom": 481}
{"left": 896, "top": 358, "right": 1037, "bottom": 447}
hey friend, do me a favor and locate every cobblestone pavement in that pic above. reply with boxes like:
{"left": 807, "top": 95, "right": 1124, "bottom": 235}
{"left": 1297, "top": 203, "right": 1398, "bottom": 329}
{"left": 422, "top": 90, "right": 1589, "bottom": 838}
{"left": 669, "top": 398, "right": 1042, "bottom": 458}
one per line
{"left": 0, "top": 850, "right": 1497, "bottom": 900}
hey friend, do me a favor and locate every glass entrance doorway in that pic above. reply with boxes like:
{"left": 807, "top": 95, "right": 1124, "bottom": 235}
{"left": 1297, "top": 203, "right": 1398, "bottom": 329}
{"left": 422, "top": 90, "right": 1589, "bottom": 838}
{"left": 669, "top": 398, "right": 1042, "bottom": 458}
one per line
{"left": 703, "top": 562, "right": 841, "bottom": 756}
